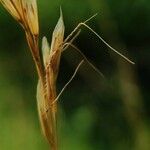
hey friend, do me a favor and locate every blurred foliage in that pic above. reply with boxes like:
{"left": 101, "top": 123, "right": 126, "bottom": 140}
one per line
{"left": 0, "top": 0, "right": 150, "bottom": 150}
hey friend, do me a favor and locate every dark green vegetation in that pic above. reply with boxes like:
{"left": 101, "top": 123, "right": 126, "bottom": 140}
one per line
{"left": 0, "top": 0, "right": 149, "bottom": 150}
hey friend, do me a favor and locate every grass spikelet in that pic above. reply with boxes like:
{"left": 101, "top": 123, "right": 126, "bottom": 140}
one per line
{"left": 0, "top": 1, "right": 135, "bottom": 150}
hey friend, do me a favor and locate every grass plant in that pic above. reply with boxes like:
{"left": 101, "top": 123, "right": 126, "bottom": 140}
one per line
{"left": 0, "top": 1, "right": 134, "bottom": 149}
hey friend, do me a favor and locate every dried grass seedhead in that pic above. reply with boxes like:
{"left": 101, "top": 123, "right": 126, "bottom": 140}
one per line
{"left": 0, "top": 0, "right": 39, "bottom": 35}
{"left": 49, "top": 9, "right": 65, "bottom": 79}
{"left": 0, "top": 0, "right": 43, "bottom": 82}
{"left": 36, "top": 10, "right": 65, "bottom": 148}
{"left": 0, "top": 0, "right": 21, "bottom": 21}
{"left": 0, "top": 2, "right": 135, "bottom": 150}
{"left": 21, "top": 0, "right": 39, "bottom": 35}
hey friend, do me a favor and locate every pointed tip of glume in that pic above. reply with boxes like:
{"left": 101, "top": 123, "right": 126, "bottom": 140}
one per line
{"left": 60, "top": 6, "right": 63, "bottom": 17}
{"left": 42, "top": 36, "right": 46, "bottom": 41}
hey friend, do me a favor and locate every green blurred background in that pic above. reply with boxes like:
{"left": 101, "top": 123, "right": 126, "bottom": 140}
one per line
{"left": 0, "top": 0, "right": 150, "bottom": 150}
